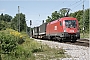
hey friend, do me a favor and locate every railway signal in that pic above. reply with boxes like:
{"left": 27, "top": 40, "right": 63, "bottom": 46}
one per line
{"left": 42, "top": 20, "right": 44, "bottom": 24}
{"left": 30, "top": 20, "right": 32, "bottom": 25}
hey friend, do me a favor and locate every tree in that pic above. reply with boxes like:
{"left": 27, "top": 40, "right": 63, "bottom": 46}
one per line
{"left": 46, "top": 16, "right": 52, "bottom": 23}
{"left": 0, "top": 13, "right": 12, "bottom": 22}
{"left": 11, "top": 13, "right": 26, "bottom": 32}
{"left": 11, "top": 16, "right": 17, "bottom": 30}
{"left": 69, "top": 8, "right": 89, "bottom": 33}
{"left": 0, "top": 13, "right": 3, "bottom": 21}
{"left": 46, "top": 8, "right": 71, "bottom": 23}
{"left": 3, "top": 14, "right": 12, "bottom": 22}
{"left": 0, "top": 13, "right": 12, "bottom": 30}
{"left": 51, "top": 11, "right": 60, "bottom": 21}
{"left": 84, "top": 9, "right": 89, "bottom": 32}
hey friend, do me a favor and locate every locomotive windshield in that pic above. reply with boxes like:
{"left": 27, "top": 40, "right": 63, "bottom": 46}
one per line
{"left": 65, "top": 20, "right": 76, "bottom": 28}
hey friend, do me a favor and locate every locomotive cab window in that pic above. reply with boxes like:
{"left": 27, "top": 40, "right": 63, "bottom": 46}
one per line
{"left": 60, "top": 21, "right": 62, "bottom": 26}
{"left": 65, "top": 20, "right": 76, "bottom": 28}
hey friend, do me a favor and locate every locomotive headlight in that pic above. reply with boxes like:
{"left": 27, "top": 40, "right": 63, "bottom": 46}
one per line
{"left": 64, "top": 30, "right": 66, "bottom": 32}
{"left": 64, "top": 29, "right": 66, "bottom": 32}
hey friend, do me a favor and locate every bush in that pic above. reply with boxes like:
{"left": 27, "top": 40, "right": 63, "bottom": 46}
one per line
{"left": 9, "top": 30, "right": 25, "bottom": 44}
{"left": 0, "top": 32, "right": 17, "bottom": 54}
{"left": 0, "top": 29, "right": 26, "bottom": 54}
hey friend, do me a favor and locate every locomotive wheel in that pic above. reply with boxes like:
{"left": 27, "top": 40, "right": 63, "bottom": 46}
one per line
{"left": 57, "top": 37, "right": 62, "bottom": 42}
{"left": 71, "top": 39, "right": 76, "bottom": 43}
{"left": 61, "top": 38, "right": 66, "bottom": 42}
{"left": 47, "top": 36, "right": 51, "bottom": 40}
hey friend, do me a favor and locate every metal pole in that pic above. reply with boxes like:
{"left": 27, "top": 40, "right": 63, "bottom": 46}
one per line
{"left": 30, "top": 25, "right": 31, "bottom": 38}
{"left": 26, "top": 20, "right": 27, "bottom": 33}
{"left": 30, "top": 20, "right": 32, "bottom": 38}
{"left": 26, "top": 24, "right": 27, "bottom": 33}
{"left": 18, "top": 6, "right": 20, "bottom": 32}
{"left": 83, "top": 0, "right": 84, "bottom": 38}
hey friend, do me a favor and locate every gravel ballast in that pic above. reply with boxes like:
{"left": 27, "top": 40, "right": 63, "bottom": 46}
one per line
{"left": 35, "top": 39, "right": 89, "bottom": 60}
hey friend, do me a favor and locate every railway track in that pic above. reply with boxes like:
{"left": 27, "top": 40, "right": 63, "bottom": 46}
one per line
{"left": 34, "top": 38, "right": 89, "bottom": 47}
{"left": 63, "top": 39, "right": 89, "bottom": 47}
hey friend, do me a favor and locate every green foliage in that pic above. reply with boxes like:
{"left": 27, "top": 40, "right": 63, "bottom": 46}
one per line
{"left": 0, "top": 21, "right": 6, "bottom": 30}
{"left": 0, "top": 13, "right": 12, "bottom": 22}
{"left": 84, "top": 9, "right": 89, "bottom": 32}
{"left": 13, "top": 46, "right": 32, "bottom": 59}
{"left": 0, "top": 13, "right": 12, "bottom": 30}
{"left": 69, "top": 9, "right": 89, "bottom": 33}
{"left": 0, "top": 13, "right": 26, "bottom": 32}
{"left": 46, "top": 8, "right": 71, "bottom": 23}
{"left": 0, "top": 29, "right": 25, "bottom": 54}
{"left": 0, "top": 29, "right": 67, "bottom": 60}
{"left": 51, "top": 11, "right": 60, "bottom": 21}
{"left": 11, "top": 13, "right": 26, "bottom": 32}
{"left": 0, "top": 29, "right": 33, "bottom": 60}
{"left": 1, "top": 21, "right": 11, "bottom": 30}
{"left": 46, "top": 16, "right": 52, "bottom": 23}
{"left": 34, "top": 45, "right": 67, "bottom": 60}
{"left": 0, "top": 32, "right": 17, "bottom": 54}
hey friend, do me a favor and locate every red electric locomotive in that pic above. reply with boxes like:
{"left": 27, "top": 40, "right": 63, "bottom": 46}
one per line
{"left": 46, "top": 17, "right": 80, "bottom": 42}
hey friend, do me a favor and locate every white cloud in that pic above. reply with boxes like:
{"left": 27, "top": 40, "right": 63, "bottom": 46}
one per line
{"left": 0, "top": 9, "right": 5, "bottom": 12}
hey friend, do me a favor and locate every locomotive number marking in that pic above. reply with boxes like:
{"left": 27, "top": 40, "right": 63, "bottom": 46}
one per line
{"left": 54, "top": 26, "right": 57, "bottom": 30}
{"left": 70, "top": 30, "right": 74, "bottom": 32}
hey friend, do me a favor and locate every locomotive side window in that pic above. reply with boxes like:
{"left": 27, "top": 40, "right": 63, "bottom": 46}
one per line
{"left": 60, "top": 21, "right": 62, "bottom": 26}
{"left": 65, "top": 20, "right": 76, "bottom": 28}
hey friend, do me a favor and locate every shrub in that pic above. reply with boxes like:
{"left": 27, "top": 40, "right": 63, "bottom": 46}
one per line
{"left": 0, "top": 32, "right": 17, "bottom": 54}
{"left": 9, "top": 30, "right": 25, "bottom": 44}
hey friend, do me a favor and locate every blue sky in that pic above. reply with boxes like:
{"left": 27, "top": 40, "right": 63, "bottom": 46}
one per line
{"left": 0, "top": 0, "right": 89, "bottom": 27}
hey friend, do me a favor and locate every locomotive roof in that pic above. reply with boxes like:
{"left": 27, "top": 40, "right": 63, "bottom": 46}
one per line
{"left": 47, "top": 17, "right": 77, "bottom": 25}
{"left": 61, "top": 17, "right": 77, "bottom": 20}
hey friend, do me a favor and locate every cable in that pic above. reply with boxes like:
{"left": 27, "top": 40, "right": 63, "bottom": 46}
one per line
{"left": 71, "top": 0, "right": 85, "bottom": 10}
{"left": 67, "top": 0, "right": 82, "bottom": 7}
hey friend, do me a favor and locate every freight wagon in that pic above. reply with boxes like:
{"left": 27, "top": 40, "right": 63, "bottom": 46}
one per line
{"left": 32, "top": 27, "right": 39, "bottom": 38}
{"left": 38, "top": 23, "right": 47, "bottom": 39}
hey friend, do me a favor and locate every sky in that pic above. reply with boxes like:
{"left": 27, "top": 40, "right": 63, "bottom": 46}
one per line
{"left": 0, "top": 0, "right": 89, "bottom": 27}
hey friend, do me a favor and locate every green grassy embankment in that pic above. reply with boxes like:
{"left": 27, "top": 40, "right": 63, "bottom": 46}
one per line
{"left": 0, "top": 28, "right": 69, "bottom": 60}
{"left": 80, "top": 33, "right": 89, "bottom": 39}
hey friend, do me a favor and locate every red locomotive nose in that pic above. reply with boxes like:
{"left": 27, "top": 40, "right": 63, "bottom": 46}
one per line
{"left": 64, "top": 28, "right": 77, "bottom": 33}
{"left": 63, "top": 19, "right": 79, "bottom": 34}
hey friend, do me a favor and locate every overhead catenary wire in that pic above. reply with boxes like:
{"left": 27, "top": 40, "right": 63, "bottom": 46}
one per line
{"left": 71, "top": 1, "right": 83, "bottom": 10}
{"left": 19, "top": 1, "right": 86, "bottom": 27}
{"left": 67, "top": 0, "right": 82, "bottom": 7}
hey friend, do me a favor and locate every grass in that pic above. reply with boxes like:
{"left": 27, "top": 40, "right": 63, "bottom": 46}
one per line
{"left": 34, "top": 45, "right": 70, "bottom": 60}
{"left": 0, "top": 28, "right": 69, "bottom": 60}
{"left": 80, "top": 33, "right": 89, "bottom": 38}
